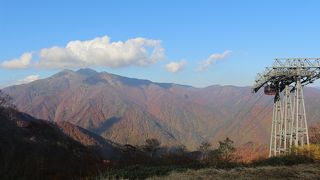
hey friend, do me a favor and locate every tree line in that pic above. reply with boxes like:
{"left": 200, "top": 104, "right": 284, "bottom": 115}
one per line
{"left": 114, "top": 137, "right": 239, "bottom": 168}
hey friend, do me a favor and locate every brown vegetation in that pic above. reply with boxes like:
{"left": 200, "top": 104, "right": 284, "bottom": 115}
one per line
{"left": 235, "top": 142, "right": 268, "bottom": 163}
{"left": 2, "top": 88, "right": 320, "bottom": 179}
{"left": 310, "top": 122, "right": 320, "bottom": 144}
{"left": 147, "top": 163, "right": 320, "bottom": 180}
{"left": 7, "top": 68, "right": 320, "bottom": 149}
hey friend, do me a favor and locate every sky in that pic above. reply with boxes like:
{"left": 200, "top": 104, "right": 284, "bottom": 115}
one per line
{"left": 1, "top": 0, "right": 320, "bottom": 88}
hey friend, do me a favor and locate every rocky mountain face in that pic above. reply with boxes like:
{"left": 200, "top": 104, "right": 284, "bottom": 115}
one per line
{"left": 4, "top": 68, "right": 320, "bottom": 150}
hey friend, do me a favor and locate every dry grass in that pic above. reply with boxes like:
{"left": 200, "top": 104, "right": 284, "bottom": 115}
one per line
{"left": 148, "top": 163, "right": 320, "bottom": 180}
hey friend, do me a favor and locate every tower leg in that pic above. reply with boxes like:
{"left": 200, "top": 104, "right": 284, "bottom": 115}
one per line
{"left": 292, "top": 80, "right": 309, "bottom": 148}
{"left": 269, "top": 103, "right": 276, "bottom": 157}
{"left": 270, "top": 99, "right": 282, "bottom": 157}
{"left": 282, "top": 85, "right": 294, "bottom": 154}
{"left": 270, "top": 85, "right": 294, "bottom": 157}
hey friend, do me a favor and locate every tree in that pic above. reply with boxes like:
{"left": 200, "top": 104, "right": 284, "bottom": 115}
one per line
{"left": 143, "top": 138, "right": 161, "bottom": 158}
{"left": 198, "top": 140, "right": 213, "bottom": 162}
{"left": 217, "top": 137, "right": 236, "bottom": 162}
{"left": 0, "top": 90, "right": 16, "bottom": 117}
{"left": 176, "top": 144, "right": 187, "bottom": 154}
{"left": 0, "top": 90, "right": 13, "bottom": 108}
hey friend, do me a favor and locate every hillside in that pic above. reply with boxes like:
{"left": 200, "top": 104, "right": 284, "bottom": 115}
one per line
{"left": 0, "top": 106, "right": 120, "bottom": 179}
{"left": 56, "top": 121, "right": 121, "bottom": 159}
{"left": 4, "top": 68, "right": 320, "bottom": 150}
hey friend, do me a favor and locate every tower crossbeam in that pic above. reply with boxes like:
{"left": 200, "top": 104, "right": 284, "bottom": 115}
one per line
{"left": 253, "top": 58, "right": 320, "bottom": 93}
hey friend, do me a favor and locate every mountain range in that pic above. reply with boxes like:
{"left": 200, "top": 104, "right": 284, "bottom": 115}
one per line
{"left": 3, "top": 68, "right": 320, "bottom": 150}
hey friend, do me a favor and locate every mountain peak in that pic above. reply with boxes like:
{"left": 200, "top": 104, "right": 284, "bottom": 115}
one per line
{"left": 62, "top": 69, "right": 74, "bottom": 73}
{"left": 52, "top": 69, "right": 75, "bottom": 77}
{"left": 76, "top": 68, "right": 98, "bottom": 77}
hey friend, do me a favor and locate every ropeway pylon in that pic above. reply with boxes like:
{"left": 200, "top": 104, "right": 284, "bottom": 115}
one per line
{"left": 269, "top": 82, "right": 309, "bottom": 157}
{"left": 253, "top": 58, "right": 320, "bottom": 157}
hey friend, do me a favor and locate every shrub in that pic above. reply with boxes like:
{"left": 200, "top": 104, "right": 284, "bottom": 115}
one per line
{"left": 217, "top": 137, "right": 237, "bottom": 163}
{"left": 309, "top": 123, "right": 320, "bottom": 144}
{"left": 251, "top": 154, "right": 314, "bottom": 166}
{"left": 293, "top": 144, "right": 320, "bottom": 161}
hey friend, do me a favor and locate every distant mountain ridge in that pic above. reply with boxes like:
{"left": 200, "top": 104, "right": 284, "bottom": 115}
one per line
{"left": 4, "top": 68, "right": 320, "bottom": 150}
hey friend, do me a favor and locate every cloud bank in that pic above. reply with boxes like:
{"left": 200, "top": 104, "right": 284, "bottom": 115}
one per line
{"left": 197, "top": 50, "right": 231, "bottom": 71}
{"left": 1, "top": 53, "right": 33, "bottom": 69}
{"left": 1, "top": 36, "right": 165, "bottom": 69}
{"left": 165, "top": 60, "right": 186, "bottom": 73}
{"left": 16, "top": 75, "right": 40, "bottom": 84}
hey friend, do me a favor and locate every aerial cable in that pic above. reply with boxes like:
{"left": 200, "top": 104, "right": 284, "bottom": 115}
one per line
{"left": 237, "top": 92, "right": 265, "bottom": 122}
{"left": 230, "top": 89, "right": 264, "bottom": 123}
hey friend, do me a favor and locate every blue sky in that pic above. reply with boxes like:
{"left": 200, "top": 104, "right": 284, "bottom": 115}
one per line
{"left": 1, "top": 0, "right": 320, "bottom": 88}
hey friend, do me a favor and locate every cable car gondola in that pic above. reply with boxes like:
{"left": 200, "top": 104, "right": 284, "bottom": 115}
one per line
{"left": 264, "top": 84, "right": 277, "bottom": 95}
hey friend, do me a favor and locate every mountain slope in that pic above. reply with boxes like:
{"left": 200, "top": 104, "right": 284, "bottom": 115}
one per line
{"left": 4, "top": 68, "right": 320, "bottom": 150}
{"left": 0, "top": 108, "right": 102, "bottom": 179}
{"left": 56, "top": 121, "right": 121, "bottom": 159}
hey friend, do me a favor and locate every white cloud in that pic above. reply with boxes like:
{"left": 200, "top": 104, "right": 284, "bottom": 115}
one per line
{"left": 165, "top": 60, "right": 186, "bottom": 73}
{"left": 197, "top": 50, "right": 231, "bottom": 71}
{"left": 16, "top": 75, "right": 40, "bottom": 85}
{"left": 1, "top": 36, "right": 165, "bottom": 69}
{"left": 1, "top": 53, "right": 32, "bottom": 69}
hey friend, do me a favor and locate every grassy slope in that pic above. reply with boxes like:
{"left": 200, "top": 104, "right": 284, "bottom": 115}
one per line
{"left": 147, "top": 164, "right": 320, "bottom": 180}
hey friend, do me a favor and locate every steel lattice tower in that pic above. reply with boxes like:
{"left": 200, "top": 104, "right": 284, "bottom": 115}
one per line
{"left": 253, "top": 58, "right": 320, "bottom": 157}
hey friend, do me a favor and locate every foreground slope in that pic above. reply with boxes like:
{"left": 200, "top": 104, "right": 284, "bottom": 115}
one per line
{"left": 146, "top": 163, "right": 320, "bottom": 180}
{"left": 4, "top": 68, "right": 320, "bottom": 149}
{"left": 0, "top": 107, "right": 120, "bottom": 179}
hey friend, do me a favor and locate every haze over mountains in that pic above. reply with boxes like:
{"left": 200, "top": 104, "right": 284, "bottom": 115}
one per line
{"left": 3, "top": 68, "right": 320, "bottom": 150}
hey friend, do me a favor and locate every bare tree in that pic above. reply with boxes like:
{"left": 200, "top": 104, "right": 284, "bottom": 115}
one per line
{"left": 198, "top": 140, "right": 213, "bottom": 161}
{"left": 0, "top": 90, "right": 16, "bottom": 120}
{"left": 0, "top": 90, "right": 13, "bottom": 108}
{"left": 143, "top": 138, "right": 161, "bottom": 158}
